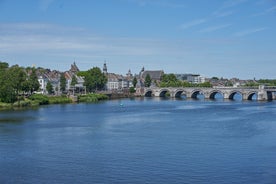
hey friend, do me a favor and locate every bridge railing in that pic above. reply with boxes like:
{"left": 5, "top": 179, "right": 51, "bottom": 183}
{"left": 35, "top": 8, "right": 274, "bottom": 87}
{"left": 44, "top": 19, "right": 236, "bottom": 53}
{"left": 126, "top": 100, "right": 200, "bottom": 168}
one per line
{"left": 264, "top": 86, "right": 276, "bottom": 90}
{"left": 213, "top": 86, "right": 259, "bottom": 90}
{"left": 144, "top": 86, "right": 262, "bottom": 90}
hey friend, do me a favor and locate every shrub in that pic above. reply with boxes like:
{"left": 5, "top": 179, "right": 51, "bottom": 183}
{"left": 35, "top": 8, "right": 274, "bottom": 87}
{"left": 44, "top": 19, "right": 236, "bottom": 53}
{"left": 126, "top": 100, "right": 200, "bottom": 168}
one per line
{"left": 13, "top": 99, "right": 32, "bottom": 107}
{"left": 78, "top": 93, "right": 108, "bottom": 103}
{"left": 48, "top": 96, "right": 72, "bottom": 104}
{"left": 28, "top": 94, "right": 49, "bottom": 105}
{"left": 0, "top": 102, "right": 12, "bottom": 109}
{"left": 129, "top": 87, "right": 136, "bottom": 93}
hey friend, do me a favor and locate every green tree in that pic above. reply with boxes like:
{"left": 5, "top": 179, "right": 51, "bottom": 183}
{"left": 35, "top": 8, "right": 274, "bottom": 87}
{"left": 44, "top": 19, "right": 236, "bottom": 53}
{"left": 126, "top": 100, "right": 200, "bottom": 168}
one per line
{"left": 0, "top": 65, "right": 26, "bottom": 103}
{"left": 84, "top": 67, "right": 107, "bottom": 92}
{"left": 29, "top": 68, "right": 40, "bottom": 93}
{"left": 60, "top": 73, "right": 67, "bottom": 92}
{"left": 0, "top": 62, "right": 14, "bottom": 103}
{"left": 182, "top": 81, "right": 192, "bottom": 87}
{"left": 225, "top": 81, "right": 233, "bottom": 87}
{"left": 9, "top": 65, "right": 27, "bottom": 102}
{"left": 258, "top": 79, "right": 276, "bottom": 86}
{"left": 161, "top": 74, "right": 178, "bottom": 83}
{"left": 21, "top": 68, "right": 40, "bottom": 94}
{"left": 199, "top": 82, "right": 212, "bottom": 87}
{"left": 132, "top": 77, "right": 137, "bottom": 87}
{"left": 129, "top": 86, "right": 136, "bottom": 93}
{"left": 46, "top": 82, "right": 54, "bottom": 94}
{"left": 22, "top": 80, "right": 31, "bottom": 93}
{"left": 0, "top": 62, "right": 9, "bottom": 70}
{"left": 159, "top": 73, "right": 181, "bottom": 87}
{"left": 77, "top": 71, "right": 87, "bottom": 77}
{"left": 71, "top": 75, "right": 78, "bottom": 86}
{"left": 144, "top": 74, "right": 152, "bottom": 87}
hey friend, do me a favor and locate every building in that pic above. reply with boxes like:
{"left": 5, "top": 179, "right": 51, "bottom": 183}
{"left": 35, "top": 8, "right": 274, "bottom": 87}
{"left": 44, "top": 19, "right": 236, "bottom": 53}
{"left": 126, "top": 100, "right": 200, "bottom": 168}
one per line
{"left": 103, "top": 63, "right": 133, "bottom": 91}
{"left": 36, "top": 68, "right": 60, "bottom": 95}
{"left": 38, "top": 75, "right": 48, "bottom": 94}
{"left": 64, "top": 62, "right": 85, "bottom": 94}
{"left": 176, "top": 74, "right": 205, "bottom": 84}
{"left": 138, "top": 67, "right": 164, "bottom": 87}
{"left": 36, "top": 62, "right": 85, "bottom": 95}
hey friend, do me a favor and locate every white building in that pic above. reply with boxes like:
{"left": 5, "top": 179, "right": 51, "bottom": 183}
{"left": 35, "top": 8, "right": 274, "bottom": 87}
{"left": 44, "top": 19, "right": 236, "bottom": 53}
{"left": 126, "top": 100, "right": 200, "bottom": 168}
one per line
{"left": 104, "top": 63, "right": 133, "bottom": 91}
{"left": 38, "top": 75, "right": 48, "bottom": 94}
{"left": 176, "top": 74, "right": 205, "bottom": 84}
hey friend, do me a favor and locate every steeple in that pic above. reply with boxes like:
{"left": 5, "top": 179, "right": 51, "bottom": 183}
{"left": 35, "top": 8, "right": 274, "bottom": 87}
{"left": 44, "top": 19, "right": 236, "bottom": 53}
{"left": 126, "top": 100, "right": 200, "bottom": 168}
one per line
{"left": 70, "top": 62, "right": 80, "bottom": 73}
{"left": 126, "top": 69, "right": 132, "bottom": 78}
{"left": 139, "top": 66, "right": 145, "bottom": 78}
{"left": 103, "top": 61, "right": 107, "bottom": 74}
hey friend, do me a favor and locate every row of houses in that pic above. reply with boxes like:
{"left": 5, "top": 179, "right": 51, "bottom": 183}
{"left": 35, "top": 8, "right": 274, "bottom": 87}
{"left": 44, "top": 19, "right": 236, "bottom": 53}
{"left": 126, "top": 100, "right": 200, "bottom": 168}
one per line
{"left": 37, "top": 62, "right": 137, "bottom": 95}
{"left": 104, "top": 64, "right": 164, "bottom": 91}
{"left": 37, "top": 62, "right": 85, "bottom": 95}
{"left": 37, "top": 62, "right": 211, "bottom": 95}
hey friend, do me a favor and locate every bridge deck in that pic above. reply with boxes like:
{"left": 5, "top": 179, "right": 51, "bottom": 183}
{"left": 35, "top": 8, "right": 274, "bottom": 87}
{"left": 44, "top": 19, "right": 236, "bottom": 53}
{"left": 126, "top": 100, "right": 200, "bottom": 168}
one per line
{"left": 141, "top": 87, "right": 276, "bottom": 101}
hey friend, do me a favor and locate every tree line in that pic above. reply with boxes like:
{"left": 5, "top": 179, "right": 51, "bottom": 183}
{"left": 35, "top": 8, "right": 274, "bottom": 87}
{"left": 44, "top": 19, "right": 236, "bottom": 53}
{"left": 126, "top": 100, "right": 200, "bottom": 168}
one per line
{"left": 0, "top": 61, "right": 107, "bottom": 104}
{"left": 0, "top": 62, "right": 40, "bottom": 103}
{"left": 159, "top": 73, "right": 212, "bottom": 88}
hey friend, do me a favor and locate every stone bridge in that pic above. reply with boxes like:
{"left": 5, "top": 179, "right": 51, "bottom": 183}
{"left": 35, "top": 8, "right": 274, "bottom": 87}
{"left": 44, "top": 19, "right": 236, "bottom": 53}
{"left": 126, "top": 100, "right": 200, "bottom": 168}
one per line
{"left": 140, "top": 86, "right": 276, "bottom": 101}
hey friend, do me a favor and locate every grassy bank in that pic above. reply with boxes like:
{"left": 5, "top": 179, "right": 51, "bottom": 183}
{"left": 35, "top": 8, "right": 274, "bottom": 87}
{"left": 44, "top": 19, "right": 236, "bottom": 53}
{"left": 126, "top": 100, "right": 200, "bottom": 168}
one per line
{"left": 0, "top": 93, "right": 109, "bottom": 110}
{"left": 78, "top": 93, "right": 108, "bottom": 102}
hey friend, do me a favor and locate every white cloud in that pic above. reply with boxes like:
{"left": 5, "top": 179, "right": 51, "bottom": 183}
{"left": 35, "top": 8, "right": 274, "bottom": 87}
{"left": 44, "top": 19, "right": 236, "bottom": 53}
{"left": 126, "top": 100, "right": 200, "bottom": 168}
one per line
{"left": 180, "top": 19, "right": 207, "bottom": 30}
{"left": 234, "top": 27, "right": 267, "bottom": 37}
{"left": 0, "top": 23, "right": 186, "bottom": 57}
{"left": 0, "top": 23, "right": 85, "bottom": 35}
{"left": 212, "top": 0, "right": 246, "bottom": 19}
{"left": 199, "top": 24, "right": 232, "bottom": 33}
{"left": 213, "top": 10, "right": 234, "bottom": 17}
{"left": 39, "top": 0, "right": 55, "bottom": 11}
{"left": 252, "top": 5, "right": 276, "bottom": 16}
{"left": 267, "top": 5, "right": 276, "bottom": 12}
{"left": 125, "top": 0, "right": 186, "bottom": 8}
{"left": 221, "top": 0, "right": 248, "bottom": 9}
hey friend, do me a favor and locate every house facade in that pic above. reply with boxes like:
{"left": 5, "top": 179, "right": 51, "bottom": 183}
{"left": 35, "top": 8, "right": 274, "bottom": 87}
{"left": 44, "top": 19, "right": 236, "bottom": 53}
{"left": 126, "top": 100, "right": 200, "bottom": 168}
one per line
{"left": 36, "top": 62, "right": 85, "bottom": 95}
{"left": 176, "top": 74, "right": 206, "bottom": 84}
{"left": 103, "top": 63, "right": 133, "bottom": 91}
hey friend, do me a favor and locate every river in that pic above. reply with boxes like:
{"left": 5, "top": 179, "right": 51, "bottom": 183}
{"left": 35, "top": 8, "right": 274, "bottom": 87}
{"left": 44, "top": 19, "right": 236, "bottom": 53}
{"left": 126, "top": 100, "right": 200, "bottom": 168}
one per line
{"left": 1, "top": 98, "right": 276, "bottom": 184}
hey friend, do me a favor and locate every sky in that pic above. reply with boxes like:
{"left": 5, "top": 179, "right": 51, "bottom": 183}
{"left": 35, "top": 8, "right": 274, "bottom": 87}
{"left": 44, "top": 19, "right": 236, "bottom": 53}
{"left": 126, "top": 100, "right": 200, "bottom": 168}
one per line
{"left": 0, "top": 0, "right": 276, "bottom": 79}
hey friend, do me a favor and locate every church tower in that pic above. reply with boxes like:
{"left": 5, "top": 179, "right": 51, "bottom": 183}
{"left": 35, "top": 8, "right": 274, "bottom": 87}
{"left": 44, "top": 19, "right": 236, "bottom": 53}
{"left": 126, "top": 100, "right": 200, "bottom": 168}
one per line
{"left": 103, "top": 62, "right": 107, "bottom": 75}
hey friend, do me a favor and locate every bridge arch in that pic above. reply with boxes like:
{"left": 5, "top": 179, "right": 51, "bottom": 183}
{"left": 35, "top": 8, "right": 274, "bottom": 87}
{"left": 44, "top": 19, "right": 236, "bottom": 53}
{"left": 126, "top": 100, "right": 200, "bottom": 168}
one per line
{"left": 209, "top": 90, "right": 223, "bottom": 99}
{"left": 174, "top": 89, "right": 186, "bottom": 98}
{"left": 267, "top": 91, "right": 273, "bottom": 101}
{"left": 228, "top": 90, "right": 242, "bottom": 100}
{"left": 191, "top": 89, "right": 205, "bottom": 99}
{"left": 247, "top": 91, "right": 258, "bottom": 100}
{"left": 158, "top": 88, "right": 170, "bottom": 97}
{"left": 144, "top": 89, "right": 153, "bottom": 97}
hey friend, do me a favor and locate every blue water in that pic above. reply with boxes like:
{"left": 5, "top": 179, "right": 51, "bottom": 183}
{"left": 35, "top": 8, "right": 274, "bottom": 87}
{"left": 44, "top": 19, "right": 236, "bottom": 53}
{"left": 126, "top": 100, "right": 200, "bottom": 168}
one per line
{"left": 1, "top": 98, "right": 276, "bottom": 184}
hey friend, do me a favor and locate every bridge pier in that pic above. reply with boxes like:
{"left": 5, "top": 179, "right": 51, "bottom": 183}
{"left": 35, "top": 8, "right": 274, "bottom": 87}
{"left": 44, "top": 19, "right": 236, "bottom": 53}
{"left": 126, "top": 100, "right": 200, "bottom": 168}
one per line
{"left": 242, "top": 93, "right": 248, "bottom": 101}
{"left": 273, "top": 92, "right": 276, "bottom": 100}
{"left": 257, "top": 85, "right": 269, "bottom": 101}
{"left": 257, "top": 91, "right": 268, "bottom": 101}
{"left": 223, "top": 93, "right": 229, "bottom": 100}
{"left": 185, "top": 92, "right": 192, "bottom": 99}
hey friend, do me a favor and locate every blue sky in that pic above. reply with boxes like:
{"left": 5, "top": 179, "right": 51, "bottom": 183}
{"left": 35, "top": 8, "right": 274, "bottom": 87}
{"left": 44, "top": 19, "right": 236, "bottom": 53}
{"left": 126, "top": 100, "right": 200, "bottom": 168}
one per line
{"left": 0, "top": 0, "right": 276, "bottom": 79}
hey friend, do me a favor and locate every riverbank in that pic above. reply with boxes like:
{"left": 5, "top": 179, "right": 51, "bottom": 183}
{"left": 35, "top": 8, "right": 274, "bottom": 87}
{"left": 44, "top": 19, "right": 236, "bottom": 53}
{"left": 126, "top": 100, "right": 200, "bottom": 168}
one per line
{"left": 104, "top": 92, "right": 138, "bottom": 99}
{"left": 0, "top": 93, "right": 109, "bottom": 110}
